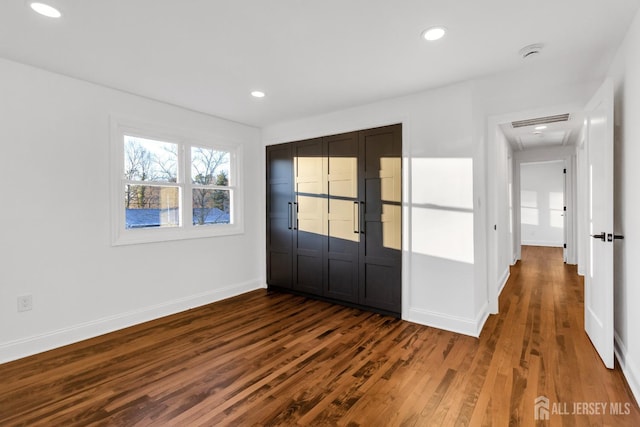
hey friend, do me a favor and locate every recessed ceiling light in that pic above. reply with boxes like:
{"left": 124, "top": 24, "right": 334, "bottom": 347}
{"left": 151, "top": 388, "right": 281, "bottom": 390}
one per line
{"left": 422, "top": 27, "right": 446, "bottom": 41}
{"left": 30, "top": 2, "right": 62, "bottom": 18}
{"left": 251, "top": 91, "right": 266, "bottom": 98}
{"left": 534, "top": 125, "right": 547, "bottom": 130}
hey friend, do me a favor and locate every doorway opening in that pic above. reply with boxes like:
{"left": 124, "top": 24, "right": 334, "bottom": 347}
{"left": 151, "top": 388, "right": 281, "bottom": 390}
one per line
{"left": 519, "top": 160, "right": 566, "bottom": 261}
{"left": 488, "top": 80, "right": 616, "bottom": 370}
{"left": 486, "top": 106, "right": 583, "bottom": 314}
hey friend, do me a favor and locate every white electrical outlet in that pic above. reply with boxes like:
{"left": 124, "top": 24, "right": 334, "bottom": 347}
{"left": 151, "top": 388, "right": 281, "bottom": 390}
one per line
{"left": 17, "top": 295, "right": 33, "bottom": 312}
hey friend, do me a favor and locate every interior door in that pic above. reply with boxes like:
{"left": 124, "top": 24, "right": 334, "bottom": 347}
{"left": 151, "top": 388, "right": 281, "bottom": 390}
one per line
{"left": 584, "top": 79, "right": 615, "bottom": 369}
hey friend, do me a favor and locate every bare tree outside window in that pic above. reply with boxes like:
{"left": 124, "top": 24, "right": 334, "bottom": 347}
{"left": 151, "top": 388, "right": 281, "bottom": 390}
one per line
{"left": 191, "top": 147, "right": 230, "bottom": 225}
{"left": 124, "top": 136, "right": 179, "bottom": 228}
{"left": 124, "top": 140, "right": 156, "bottom": 208}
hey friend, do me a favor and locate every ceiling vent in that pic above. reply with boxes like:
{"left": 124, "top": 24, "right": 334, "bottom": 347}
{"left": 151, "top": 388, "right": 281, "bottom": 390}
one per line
{"left": 519, "top": 43, "right": 544, "bottom": 59}
{"left": 511, "top": 113, "right": 570, "bottom": 128}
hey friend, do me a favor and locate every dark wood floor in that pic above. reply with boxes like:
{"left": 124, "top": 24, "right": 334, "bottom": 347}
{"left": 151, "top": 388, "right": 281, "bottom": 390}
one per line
{"left": 1, "top": 246, "right": 638, "bottom": 426}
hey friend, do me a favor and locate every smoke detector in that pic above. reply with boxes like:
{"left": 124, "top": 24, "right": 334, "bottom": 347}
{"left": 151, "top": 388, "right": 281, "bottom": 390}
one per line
{"left": 519, "top": 43, "right": 544, "bottom": 59}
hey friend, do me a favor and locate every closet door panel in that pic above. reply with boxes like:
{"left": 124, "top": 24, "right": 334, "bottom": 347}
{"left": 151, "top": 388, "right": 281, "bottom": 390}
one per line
{"left": 293, "top": 139, "right": 325, "bottom": 295}
{"left": 325, "top": 133, "right": 359, "bottom": 302}
{"left": 266, "top": 144, "right": 293, "bottom": 288}
{"left": 359, "top": 125, "right": 402, "bottom": 313}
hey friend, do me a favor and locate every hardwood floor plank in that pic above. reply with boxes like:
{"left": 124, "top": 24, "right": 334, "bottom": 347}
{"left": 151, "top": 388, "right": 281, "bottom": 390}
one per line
{"left": 1, "top": 246, "right": 639, "bottom": 426}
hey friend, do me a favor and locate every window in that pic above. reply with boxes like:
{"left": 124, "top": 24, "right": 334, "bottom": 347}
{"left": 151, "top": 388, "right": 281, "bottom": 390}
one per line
{"left": 111, "top": 117, "right": 243, "bottom": 245}
{"left": 190, "top": 146, "right": 231, "bottom": 226}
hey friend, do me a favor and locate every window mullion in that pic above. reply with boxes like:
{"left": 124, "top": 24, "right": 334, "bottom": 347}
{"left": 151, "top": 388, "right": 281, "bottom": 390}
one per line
{"left": 123, "top": 179, "right": 182, "bottom": 187}
{"left": 191, "top": 184, "right": 235, "bottom": 191}
{"left": 181, "top": 143, "right": 192, "bottom": 229}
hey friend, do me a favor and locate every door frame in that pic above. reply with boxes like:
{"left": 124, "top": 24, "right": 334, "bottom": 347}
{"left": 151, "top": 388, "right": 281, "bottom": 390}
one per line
{"left": 486, "top": 104, "right": 581, "bottom": 313}
{"left": 516, "top": 159, "right": 568, "bottom": 250}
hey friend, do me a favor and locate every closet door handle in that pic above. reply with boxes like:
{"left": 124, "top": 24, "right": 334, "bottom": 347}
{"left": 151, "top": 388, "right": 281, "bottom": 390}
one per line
{"left": 287, "top": 202, "right": 293, "bottom": 230}
{"left": 293, "top": 202, "right": 298, "bottom": 230}
{"left": 353, "top": 202, "right": 359, "bottom": 234}
{"left": 360, "top": 201, "right": 366, "bottom": 234}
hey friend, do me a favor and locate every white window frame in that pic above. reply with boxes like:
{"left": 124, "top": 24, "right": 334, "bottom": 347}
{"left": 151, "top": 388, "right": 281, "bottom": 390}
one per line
{"left": 110, "top": 116, "right": 244, "bottom": 245}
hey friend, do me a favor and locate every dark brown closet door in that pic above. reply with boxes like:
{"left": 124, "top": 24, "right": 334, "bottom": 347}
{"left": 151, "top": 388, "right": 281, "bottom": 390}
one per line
{"left": 266, "top": 144, "right": 293, "bottom": 289}
{"left": 324, "top": 132, "right": 359, "bottom": 302}
{"left": 358, "top": 124, "right": 402, "bottom": 313}
{"left": 292, "top": 138, "right": 325, "bottom": 295}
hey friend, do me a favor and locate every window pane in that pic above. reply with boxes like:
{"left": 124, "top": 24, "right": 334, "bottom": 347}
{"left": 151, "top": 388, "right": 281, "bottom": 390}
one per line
{"left": 125, "top": 185, "right": 180, "bottom": 228}
{"left": 124, "top": 136, "right": 178, "bottom": 183}
{"left": 192, "top": 189, "right": 230, "bottom": 225}
{"left": 191, "top": 147, "right": 230, "bottom": 186}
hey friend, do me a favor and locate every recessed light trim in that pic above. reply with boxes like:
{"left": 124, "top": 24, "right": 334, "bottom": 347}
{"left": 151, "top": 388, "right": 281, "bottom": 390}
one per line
{"left": 422, "top": 27, "right": 446, "bottom": 42}
{"left": 251, "top": 91, "right": 266, "bottom": 98}
{"left": 30, "top": 2, "right": 62, "bottom": 18}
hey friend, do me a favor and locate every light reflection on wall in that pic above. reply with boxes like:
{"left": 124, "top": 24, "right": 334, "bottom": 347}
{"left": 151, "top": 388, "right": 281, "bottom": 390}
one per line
{"left": 549, "top": 191, "right": 564, "bottom": 229}
{"left": 520, "top": 162, "right": 564, "bottom": 246}
{"left": 520, "top": 190, "right": 539, "bottom": 226}
{"left": 411, "top": 158, "right": 474, "bottom": 264}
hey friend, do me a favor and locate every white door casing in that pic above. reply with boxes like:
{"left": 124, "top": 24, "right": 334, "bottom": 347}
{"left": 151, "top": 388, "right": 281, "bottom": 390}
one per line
{"left": 563, "top": 164, "right": 568, "bottom": 262}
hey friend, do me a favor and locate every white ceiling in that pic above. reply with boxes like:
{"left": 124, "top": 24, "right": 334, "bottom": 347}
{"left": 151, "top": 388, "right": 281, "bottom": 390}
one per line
{"left": 1, "top": 0, "right": 638, "bottom": 127}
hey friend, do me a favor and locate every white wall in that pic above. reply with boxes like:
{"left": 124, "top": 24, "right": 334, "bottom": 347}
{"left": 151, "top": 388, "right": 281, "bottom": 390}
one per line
{"left": 607, "top": 6, "right": 640, "bottom": 404}
{"left": 513, "top": 146, "right": 584, "bottom": 264}
{"left": 513, "top": 146, "right": 577, "bottom": 262}
{"left": 519, "top": 161, "right": 565, "bottom": 247}
{"left": 0, "top": 58, "right": 263, "bottom": 363}
{"left": 263, "top": 82, "right": 485, "bottom": 336}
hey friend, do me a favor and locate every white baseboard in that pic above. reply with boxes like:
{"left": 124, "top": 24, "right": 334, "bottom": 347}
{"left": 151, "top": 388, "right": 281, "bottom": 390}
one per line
{"left": 614, "top": 332, "right": 640, "bottom": 406}
{"left": 406, "top": 303, "right": 489, "bottom": 338}
{"left": 0, "top": 279, "right": 264, "bottom": 364}
{"left": 521, "top": 240, "right": 564, "bottom": 247}
{"left": 498, "top": 267, "right": 510, "bottom": 295}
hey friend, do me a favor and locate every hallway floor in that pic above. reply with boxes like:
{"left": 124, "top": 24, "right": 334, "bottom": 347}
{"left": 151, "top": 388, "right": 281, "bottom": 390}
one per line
{"left": 476, "top": 245, "right": 639, "bottom": 425}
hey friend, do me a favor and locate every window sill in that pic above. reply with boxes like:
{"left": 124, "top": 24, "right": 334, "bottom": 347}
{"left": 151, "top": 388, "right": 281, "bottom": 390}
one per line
{"left": 111, "top": 223, "right": 244, "bottom": 246}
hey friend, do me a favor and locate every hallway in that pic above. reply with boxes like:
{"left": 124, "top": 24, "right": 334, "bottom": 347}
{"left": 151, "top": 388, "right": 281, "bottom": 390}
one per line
{"left": 478, "top": 245, "right": 638, "bottom": 425}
